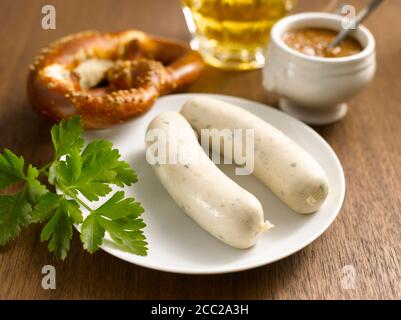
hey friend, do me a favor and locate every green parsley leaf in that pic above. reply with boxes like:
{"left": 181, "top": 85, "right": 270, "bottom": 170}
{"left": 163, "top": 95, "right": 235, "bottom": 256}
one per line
{"left": 0, "top": 149, "right": 47, "bottom": 203}
{"left": 80, "top": 191, "right": 147, "bottom": 255}
{"left": 0, "top": 191, "right": 32, "bottom": 246}
{"left": 95, "top": 191, "right": 144, "bottom": 220}
{"left": 80, "top": 214, "right": 105, "bottom": 254}
{"left": 104, "top": 220, "right": 147, "bottom": 256}
{"left": 96, "top": 191, "right": 147, "bottom": 256}
{"left": 51, "top": 116, "right": 84, "bottom": 159}
{"left": 81, "top": 140, "right": 119, "bottom": 181}
{"left": 26, "top": 165, "right": 48, "bottom": 203}
{"left": 63, "top": 199, "right": 83, "bottom": 224}
{"left": 54, "top": 149, "right": 113, "bottom": 201}
{"left": 40, "top": 203, "right": 73, "bottom": 260}
{"left": 54, "top": 149, "right": 82, "bottom": 188}
{"left": 34, "top": 192, "right": 82, "bottom": 259}
{"left": 32, "top": 193, "right": 83, "bottom": 225}
{"left": 81, "top": 140, "right": 137, "bottom": 187}
{"left": 48, "top": 162, "right": 57, "bottom": 185}
{"left": 0, "top": 149, "right": 25, "bottom": 188}
{"left": 55, "top": 140, "right": 137, "bottom": 202}
{"left": 76, "top": 182, "right": 112, "bottom": 202}
{"left": 112, "top": 161, "right": 138, "bottom": 187}
{"left": 31, "top": 193, "right": 61, "bottom": 223}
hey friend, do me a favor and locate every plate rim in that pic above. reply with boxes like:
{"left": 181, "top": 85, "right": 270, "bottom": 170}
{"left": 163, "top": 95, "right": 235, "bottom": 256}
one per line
{"left": 82, "top": 93, "right": 346, "bottom": 274}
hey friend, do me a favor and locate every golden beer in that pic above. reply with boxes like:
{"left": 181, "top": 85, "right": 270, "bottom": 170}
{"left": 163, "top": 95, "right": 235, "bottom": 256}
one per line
{"left": 182, "top": 0, "right": 295, "bottom": 70}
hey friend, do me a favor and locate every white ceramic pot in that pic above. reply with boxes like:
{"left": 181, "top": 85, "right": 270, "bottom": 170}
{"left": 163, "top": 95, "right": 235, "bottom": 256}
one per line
{"left": 263, "top": 12, "right": 376, "bottom": 125}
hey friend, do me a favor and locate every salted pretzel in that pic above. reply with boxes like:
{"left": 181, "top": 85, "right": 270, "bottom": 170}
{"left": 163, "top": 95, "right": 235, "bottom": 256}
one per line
{"left": 27, "top": 30, "right": 205, "bottom": 129}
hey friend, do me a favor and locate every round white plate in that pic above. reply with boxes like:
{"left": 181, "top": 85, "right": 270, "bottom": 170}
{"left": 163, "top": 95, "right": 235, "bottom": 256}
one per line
{"left": 83, "top": 93, "right": 345, "bottom": 274}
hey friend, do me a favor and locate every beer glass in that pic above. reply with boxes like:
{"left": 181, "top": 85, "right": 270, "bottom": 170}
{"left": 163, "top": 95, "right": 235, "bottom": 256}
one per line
{"left": 182, "top": 0, "right": 296, "bottom": 70}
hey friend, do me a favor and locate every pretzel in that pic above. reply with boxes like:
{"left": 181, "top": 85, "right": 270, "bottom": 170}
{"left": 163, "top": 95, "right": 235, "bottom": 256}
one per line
{"left": 27, "top": 30, "right": 205, "bottom": 129}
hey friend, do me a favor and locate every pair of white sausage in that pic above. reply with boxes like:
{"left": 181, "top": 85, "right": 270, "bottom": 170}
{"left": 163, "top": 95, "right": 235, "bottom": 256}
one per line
{"left": 146, "top": 97, "right": 329, "bottom": 249}
{"left": 146, "top": 111, "right": 272, "bottom": 249}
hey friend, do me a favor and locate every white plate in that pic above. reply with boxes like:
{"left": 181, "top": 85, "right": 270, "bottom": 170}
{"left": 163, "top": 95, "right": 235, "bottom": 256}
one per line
{"left": 83, "top": 93, "right": 345, "bottom": 274}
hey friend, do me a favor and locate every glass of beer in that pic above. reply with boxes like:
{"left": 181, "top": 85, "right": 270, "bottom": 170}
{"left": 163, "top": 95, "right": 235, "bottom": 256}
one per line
{"left": 182, "top": 0, "right": 296, "bottom": 70}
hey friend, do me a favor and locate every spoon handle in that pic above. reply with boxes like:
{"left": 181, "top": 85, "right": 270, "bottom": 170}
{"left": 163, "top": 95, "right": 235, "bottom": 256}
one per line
{"left": 328, "top": 0, "right": 384, "bottom": 48}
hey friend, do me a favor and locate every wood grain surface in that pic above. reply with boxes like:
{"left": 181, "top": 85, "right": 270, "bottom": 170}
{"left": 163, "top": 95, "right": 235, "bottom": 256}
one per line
{"left": 0, "top": 0, "right": 400, "bottom": 300}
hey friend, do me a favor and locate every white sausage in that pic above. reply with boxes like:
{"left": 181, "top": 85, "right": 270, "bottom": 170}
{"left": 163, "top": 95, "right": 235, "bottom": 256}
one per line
{"left": 181, "top": 97, "right": 329, "bottom": 214}
{"left": 146, "top": 112, "right": 273, "bottom": 249}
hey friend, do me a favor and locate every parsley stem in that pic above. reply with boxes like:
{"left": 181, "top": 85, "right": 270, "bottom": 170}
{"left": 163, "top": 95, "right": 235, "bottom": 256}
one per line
{"left": 71, "top": 195, "right": 93, "bottom": 213}
{"left": 57, "top": 184, "right": 94, "bottom": 213}
{"left": 38, "top": 162, "right": 52, "bottom": 174}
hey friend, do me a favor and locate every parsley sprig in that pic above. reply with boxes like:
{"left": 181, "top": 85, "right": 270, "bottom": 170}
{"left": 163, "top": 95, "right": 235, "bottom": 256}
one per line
{"left": 0, "top": 117, "right": 147, "bottom": 259}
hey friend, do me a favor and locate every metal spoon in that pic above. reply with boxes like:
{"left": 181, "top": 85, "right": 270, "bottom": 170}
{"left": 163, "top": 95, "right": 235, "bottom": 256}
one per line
{"left": 328, "top": 0, "right": 384, "bottom": 49}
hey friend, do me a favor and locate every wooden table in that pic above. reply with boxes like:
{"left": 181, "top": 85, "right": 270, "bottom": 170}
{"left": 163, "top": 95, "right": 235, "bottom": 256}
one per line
{"left": 0, "top": 0, "right": 400, "bottom": 300}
